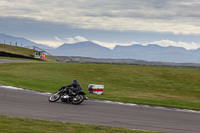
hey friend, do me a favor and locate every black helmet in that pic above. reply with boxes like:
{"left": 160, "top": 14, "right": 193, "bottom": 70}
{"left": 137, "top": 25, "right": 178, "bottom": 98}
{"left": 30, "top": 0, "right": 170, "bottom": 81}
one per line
{"left": 73, "top": 79, "right": 78, "bottom": 83}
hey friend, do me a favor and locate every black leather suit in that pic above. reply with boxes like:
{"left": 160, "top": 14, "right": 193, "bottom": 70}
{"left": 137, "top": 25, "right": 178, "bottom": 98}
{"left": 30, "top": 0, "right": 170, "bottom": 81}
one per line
{"left": 66, "top": 82, "right": 82, "bottom": 92}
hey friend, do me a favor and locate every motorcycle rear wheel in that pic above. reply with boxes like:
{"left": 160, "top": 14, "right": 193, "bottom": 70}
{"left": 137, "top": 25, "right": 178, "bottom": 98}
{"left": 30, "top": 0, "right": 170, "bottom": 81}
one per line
{"left": 72, "top": 94, "right": 85, "bottom": 105}
{"left": 48, "top": 92, "right": 61, "bottom": 102}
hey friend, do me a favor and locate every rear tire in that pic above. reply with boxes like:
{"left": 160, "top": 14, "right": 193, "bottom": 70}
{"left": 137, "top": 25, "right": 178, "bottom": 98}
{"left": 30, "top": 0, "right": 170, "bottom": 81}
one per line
{"left": 72, "top": 94, "right": 85, "bottom": 105}
{"left": 48, "top": 92, "right": 61, "bottom": 102}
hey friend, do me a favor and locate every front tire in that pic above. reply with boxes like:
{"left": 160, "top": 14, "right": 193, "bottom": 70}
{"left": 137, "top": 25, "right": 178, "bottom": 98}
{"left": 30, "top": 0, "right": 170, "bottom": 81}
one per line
{"left": 48, "top": 92, "right": 61, "bottom": 102}
{"left": 72, "top": 94, "right": 85, "bottom": 105}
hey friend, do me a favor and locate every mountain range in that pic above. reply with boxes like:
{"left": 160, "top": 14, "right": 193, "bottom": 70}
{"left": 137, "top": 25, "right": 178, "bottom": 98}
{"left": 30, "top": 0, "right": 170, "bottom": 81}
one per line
{"left": 0, "top": 33, "right": 200, "bottom": 63}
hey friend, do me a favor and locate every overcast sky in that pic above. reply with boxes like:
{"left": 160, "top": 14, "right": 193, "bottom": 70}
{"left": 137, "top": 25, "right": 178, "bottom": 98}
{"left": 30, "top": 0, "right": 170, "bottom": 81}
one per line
{"left": 1, "top": 0, "right": 200, "bottom": 49}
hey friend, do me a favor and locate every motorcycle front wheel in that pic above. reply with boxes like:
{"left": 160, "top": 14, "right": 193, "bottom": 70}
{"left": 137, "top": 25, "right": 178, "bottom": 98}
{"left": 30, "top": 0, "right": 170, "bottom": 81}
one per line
{"left": 48, "top": 92, "right": 61, "bottom": 102}
{"left": 72, "top": 94, "right": 85, "bottom": 105}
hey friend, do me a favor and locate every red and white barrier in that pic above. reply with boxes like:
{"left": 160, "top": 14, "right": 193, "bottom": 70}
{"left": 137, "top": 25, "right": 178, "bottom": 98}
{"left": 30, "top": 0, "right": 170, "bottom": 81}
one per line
{"left": 88, "top": 84, "right": 104, "bottom": 95}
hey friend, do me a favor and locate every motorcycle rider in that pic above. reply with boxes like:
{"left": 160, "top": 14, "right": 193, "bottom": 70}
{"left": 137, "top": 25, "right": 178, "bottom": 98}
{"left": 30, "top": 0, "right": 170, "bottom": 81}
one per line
{"left": 63, "top": 79, "right": 82, "bottom": 95}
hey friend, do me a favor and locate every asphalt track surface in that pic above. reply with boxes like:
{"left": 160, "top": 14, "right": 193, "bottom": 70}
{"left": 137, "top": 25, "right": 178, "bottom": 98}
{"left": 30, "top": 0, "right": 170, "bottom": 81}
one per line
{"left": 0, "top": 86, "right": 200, "bottom": 133}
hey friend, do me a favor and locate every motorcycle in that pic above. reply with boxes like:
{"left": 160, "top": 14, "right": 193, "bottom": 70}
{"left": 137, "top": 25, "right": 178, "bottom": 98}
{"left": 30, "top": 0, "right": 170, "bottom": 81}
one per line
{"left": 48, "top": 87, "right": 87, "bottom": 105}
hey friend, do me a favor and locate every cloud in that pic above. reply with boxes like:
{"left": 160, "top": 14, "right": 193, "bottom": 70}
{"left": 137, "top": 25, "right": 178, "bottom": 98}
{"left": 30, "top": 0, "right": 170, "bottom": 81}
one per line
{"left": 34, "top": 40, "right": 63, "bottom": 48}
{"left": 1, "top": 0, "right": 200, "bottom": 34}
{"left": 65, "top": 36, "right": 88, "bottom": 44}
{"left": 55, "top": 36, "right": 62, "bottom": 41}
{"left": 92, "top": 40, "right": 138, "bottom": 49}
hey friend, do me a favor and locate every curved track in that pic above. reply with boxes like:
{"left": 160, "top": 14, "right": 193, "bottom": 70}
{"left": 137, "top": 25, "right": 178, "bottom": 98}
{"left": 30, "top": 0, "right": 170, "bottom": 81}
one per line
{"left": 0, "top": 86, "right": 200, "bottom": 133}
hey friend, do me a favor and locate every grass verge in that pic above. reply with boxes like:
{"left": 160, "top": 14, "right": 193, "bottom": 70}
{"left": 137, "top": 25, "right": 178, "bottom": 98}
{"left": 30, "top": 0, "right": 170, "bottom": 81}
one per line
{"left": 0, "top": 63, "right": 200, "bottom": 110}
{"left": 0, "top": 115, "right": 160, "bottom": 133}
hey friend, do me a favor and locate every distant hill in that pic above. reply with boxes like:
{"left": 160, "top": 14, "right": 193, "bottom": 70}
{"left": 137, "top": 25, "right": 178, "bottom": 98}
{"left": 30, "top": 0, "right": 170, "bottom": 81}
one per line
{"left": 0, "top": 33, "right": 200, "bottom": 63}
{"left": 50, "top": 42, "right": 200, "bottom": 63}
{"left": 112, "top": 44, "right": 200, "bottom": 63}
{"left": 0, "top": 43, "right": 35, "bottom": 59}
{"left": 54, "top": 41, "right": 111, "bottom": 57}
{"left": 56, "top": 56, "right": 200, "bottom": 67}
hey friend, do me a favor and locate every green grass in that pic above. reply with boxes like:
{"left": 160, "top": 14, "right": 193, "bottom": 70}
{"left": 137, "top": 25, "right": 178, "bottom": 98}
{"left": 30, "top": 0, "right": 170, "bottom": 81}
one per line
{"left": 0, "top": 115, "right": 159, "bottom": 133}
{"left": 0, "top": 43, "right": 35, "bottom": 57}
{"left": 0, "top": 63, "right": 200, "bottom": 110}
